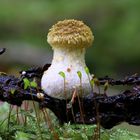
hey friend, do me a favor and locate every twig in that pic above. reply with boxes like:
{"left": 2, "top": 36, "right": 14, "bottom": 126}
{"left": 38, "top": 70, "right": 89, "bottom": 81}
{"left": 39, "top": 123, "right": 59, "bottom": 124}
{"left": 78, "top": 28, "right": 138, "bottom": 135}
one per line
{"left": 0, "top": 66, "right": 140, "bottom": 129}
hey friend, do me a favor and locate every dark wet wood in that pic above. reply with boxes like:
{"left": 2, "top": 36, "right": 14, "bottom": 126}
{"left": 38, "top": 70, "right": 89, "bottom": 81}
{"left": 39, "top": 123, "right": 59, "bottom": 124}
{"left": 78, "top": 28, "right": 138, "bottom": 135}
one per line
{"left": 1, "top": 50, "right": 140, "bottom": 128}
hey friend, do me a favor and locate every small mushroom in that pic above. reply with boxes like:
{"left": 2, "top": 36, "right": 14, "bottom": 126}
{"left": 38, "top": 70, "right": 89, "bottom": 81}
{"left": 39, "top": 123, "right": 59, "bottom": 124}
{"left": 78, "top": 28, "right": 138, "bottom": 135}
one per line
{"left": 41, "top": 19, "right": 94, "bottom": 99}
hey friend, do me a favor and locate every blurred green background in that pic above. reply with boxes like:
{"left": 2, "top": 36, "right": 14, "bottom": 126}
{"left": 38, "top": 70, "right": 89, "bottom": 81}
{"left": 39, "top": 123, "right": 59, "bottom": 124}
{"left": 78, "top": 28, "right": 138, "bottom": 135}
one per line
{"left": 0, "top": 0, "right": 140, "bottom": 77}
{"left": 0, "top": 0, "right": 140, "bottom": 136}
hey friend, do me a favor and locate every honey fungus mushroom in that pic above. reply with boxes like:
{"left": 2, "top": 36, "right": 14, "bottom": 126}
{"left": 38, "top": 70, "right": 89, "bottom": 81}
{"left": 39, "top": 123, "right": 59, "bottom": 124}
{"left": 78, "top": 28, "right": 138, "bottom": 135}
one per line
{"left": 41, "top": 19, "right": 94, "bottom": 99}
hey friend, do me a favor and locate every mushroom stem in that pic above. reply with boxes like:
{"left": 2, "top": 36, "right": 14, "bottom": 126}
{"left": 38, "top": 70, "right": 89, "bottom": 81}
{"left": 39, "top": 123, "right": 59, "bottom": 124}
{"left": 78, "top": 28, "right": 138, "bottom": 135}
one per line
{"left": 41, "top": 46, "right": 91, "bottom": 99}
{"left": 52, "top": 47, "right": 86, "bottom": 68}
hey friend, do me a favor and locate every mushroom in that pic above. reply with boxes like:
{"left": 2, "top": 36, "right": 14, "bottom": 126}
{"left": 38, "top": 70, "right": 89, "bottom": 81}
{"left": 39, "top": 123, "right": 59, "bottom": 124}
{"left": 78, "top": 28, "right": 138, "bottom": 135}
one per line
{"left": 41, "top": 19, "right": 94, "bottom": 99}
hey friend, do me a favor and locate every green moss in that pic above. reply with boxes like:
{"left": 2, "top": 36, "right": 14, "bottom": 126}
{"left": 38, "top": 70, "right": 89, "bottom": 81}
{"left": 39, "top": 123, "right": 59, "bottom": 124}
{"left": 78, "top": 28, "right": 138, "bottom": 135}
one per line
{"left": 0, "top": 103, "right": 139, "bottom": 140}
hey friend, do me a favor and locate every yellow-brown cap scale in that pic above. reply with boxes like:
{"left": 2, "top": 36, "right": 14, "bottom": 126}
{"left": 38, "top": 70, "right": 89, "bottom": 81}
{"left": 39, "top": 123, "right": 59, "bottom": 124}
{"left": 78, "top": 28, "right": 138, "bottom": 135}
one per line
{"left": 47, "top": 19, "right": 94, "bottom": 48}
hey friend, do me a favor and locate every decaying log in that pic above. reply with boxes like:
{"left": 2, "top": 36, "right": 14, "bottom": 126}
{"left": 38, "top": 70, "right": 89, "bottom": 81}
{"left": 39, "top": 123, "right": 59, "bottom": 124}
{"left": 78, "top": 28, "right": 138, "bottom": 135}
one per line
{"left": 0, "top": 48, "right": 140, "bottom": 129}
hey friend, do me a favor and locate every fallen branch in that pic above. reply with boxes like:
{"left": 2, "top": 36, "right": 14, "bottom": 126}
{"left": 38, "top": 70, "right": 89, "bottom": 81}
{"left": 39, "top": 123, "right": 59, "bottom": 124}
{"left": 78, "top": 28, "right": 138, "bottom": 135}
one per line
{"left": 0, "top": 71, "right": 140, "bottom": 129}
{"left": 1, "top": 48, "right": 140, "bottom": 129}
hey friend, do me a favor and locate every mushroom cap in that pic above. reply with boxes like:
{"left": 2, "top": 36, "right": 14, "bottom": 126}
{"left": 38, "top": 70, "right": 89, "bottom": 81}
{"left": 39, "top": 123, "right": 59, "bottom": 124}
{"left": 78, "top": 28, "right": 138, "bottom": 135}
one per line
{"left": 47, "top": 19, "right": 94, "bottom": 48}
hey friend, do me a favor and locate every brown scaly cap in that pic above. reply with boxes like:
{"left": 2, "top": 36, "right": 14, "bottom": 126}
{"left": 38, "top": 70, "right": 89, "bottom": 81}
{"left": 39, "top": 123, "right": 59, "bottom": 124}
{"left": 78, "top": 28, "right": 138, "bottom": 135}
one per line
{"left": 47, "top": 19, "right": 94, "bottom": 48}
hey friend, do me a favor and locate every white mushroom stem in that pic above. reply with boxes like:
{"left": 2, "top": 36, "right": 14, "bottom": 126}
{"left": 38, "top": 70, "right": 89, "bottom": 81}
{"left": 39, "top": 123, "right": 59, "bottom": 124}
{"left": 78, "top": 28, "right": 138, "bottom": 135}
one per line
{"left": 41, "top": 46, "right": 92, "bottom": 99}
{"left": 41, "top": 19, "right": 94, "bottom": 99}
{"left": 52, "top": 47, "right": 86, "bottom": 68}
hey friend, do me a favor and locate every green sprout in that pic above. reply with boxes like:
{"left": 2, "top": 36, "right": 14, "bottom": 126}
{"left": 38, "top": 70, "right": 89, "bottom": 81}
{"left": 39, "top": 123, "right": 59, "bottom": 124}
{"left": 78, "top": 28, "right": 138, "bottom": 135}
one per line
{"left": 84, "top": 66, "right": 95, "bottom": 91}
{"left": 77, "top": 71, "right": 82, "bottom": 79}
{"left": 90, "top": 79, "right": 95, "bottom": 88}
{"left": 77, "top": 71, "right": 83, "bottom": 97}
{"left": 59, "top": 71, "right": 66, "bottom": 79}
{"left": 30, "top": 81, "right": 37, "bottom": 88}
{"left": 23, "top": 78, "right": 30, "bottom": 90}
{"left": 84, "top": 66, "right": 90, "bottom": 75}
{"left": 23, "top": 78, "right": 37, "bottom": 89}
{"left": 59, "top": 71, "right": 67, "bottom": 99}
{"left": 10, "top": 88, "right": 16, "bottom": 95}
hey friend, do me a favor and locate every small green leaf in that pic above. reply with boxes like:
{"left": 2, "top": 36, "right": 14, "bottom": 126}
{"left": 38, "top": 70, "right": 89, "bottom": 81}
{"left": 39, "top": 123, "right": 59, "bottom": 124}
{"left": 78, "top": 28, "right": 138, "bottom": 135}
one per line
{"left": 84, "top": 67, "right": 90, "bottom": 75}
{"left": 30, "top": 81, "right": 37, "bottom": 88}
{"left": 59, "top": 71, "right": 65, "bottom": 78}
{"left": 77, "top": 71, "right": 82, "bottom": 79}
{"left": 10, "top": 88, "right": 16, "bottom": 94}
{"left": 23, "top": 78, "right": 30, "bottom": 89}
{"left": 90, "top": 79, "right": 95, "bottom": 87}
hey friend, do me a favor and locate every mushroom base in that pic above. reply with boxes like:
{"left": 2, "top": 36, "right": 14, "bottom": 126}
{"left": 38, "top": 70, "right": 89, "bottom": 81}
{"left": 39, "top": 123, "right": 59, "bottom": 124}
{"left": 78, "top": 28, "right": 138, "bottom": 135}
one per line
{"left": 41, "top": 47, "right": 92, "bottom": 99}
